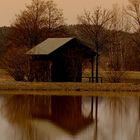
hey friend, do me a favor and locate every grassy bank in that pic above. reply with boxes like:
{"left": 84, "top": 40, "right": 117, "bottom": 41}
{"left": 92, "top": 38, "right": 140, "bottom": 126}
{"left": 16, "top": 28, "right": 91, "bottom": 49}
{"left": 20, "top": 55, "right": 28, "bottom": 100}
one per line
{"left": 0, "top": 69, "right": 139, "bottom": 96}
{"left": 0, "top": 82, "right": 139, "bottom": 96}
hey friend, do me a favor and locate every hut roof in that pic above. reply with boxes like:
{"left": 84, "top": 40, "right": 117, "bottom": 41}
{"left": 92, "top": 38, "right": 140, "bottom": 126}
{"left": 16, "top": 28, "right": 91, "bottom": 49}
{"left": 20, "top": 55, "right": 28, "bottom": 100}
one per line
{"left": 26, "top": 38, "right": 95, "bottom": 56}
{"left": 27, "top": 38, "right": 73, "bottom": 55}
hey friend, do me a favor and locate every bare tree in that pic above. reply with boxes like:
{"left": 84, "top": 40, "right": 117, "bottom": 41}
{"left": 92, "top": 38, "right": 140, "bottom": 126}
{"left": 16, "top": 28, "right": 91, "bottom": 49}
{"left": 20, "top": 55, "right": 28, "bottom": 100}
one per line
{"left": 120, "top": 0, "right": 140, "bottom": 71}
{"left": 1, "top": 45, "right": 29, "bottom": 81}
{"left": 127, "top": 0, "right": 140, "bottom": 28}
{"left": 77, "top": 7, "right": 113, "bottom": 82}
{"left": 10, "top": 0, "right": 65, "bottom": 47}
{"left": 126, "top": 0, "right": 140, "bottom": 52}
{"left": 0, "top": 27, "right": 10, "bottom": 55}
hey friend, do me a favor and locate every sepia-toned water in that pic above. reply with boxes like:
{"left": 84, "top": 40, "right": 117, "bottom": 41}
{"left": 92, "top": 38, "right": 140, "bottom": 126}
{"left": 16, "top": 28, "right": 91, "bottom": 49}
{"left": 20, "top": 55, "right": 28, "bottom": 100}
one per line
{"left": 0, "top": 96, "right": 139, "bottom": 140}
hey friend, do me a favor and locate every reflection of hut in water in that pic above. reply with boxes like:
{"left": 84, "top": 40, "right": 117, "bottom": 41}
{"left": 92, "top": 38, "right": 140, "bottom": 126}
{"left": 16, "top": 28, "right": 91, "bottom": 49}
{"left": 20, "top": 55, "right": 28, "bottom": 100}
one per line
{"left": 26, "top": 38, "right": 96, "bottom": 133}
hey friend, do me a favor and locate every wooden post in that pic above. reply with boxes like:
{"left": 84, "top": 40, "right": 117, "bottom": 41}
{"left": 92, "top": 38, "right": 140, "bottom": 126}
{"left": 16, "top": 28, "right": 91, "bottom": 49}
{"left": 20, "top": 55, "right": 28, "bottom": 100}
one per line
{"left": 101, "top": 77, "right": 103, "bottom": 83}
{"left": 91, "top": 56, "right": 94, "bottom": 119}
{"left": 95, "top": 40, "right": 99, "bottom": 83}
{"left": 91, "top": 56, "right": 94, "bottom": 83}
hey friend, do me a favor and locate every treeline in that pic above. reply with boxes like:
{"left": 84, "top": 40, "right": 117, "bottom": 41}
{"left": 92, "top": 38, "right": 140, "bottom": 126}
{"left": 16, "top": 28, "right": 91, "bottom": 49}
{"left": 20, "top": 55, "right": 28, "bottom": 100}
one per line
{"left": 0, "top": 25, "right": 139, "bottom": 71}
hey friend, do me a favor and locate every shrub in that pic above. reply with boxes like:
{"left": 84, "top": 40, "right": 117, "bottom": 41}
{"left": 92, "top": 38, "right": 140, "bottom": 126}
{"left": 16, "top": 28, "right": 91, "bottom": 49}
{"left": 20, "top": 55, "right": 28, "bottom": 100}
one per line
{"left": 1, "top": 46, "right": 29, "bottom": 81}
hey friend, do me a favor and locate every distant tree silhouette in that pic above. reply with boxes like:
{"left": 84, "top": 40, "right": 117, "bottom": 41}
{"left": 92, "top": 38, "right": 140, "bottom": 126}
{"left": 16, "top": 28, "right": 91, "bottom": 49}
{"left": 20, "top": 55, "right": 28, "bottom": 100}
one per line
{"left": 9, "top": 0, "right": 65, "bottom": 47}
{"left": 126, "top": 0, "right": 140, "bottom": 52}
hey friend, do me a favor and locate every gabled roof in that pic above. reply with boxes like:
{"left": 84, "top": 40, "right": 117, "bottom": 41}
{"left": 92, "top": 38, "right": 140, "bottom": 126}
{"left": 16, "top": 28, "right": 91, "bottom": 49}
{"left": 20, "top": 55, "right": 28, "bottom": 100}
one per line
{"left": 26, "top": 38, "right": 73, "bottom": 55}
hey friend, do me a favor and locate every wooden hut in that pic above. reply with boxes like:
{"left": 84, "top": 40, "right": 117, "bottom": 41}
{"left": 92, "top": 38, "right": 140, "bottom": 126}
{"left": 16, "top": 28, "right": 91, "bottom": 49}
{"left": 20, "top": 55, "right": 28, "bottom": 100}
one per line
{"left": 27, "top": 37, "right": 96, "bottom": 82}
{"left": 26, "top": 37, "right": 96, "bottom": 133}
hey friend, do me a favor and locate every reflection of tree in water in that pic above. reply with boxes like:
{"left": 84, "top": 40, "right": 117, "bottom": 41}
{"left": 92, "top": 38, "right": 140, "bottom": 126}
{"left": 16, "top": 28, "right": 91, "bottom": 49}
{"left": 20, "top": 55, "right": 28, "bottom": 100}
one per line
{"left": 99, "top": 97, "right": 140, "bottom": 140}
{"left": 1, "top": 95, "right": 38, "bottom": 140}
{"left": 51, "top": 96, "right": 93, "bottom": 133}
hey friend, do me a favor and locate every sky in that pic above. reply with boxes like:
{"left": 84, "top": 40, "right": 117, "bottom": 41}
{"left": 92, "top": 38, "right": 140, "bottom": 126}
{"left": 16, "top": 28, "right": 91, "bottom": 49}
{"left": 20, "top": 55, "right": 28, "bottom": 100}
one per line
{"left": 0, "top": 0, "right": 128, "bottom": 26}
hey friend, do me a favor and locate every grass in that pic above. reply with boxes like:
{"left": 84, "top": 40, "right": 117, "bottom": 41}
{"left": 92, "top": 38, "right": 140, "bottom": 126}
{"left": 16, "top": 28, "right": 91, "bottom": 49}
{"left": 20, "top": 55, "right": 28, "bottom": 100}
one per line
{"left": 0, "top": 69, "right": 14, "bottom": 82}
{"left": 123, "top": 71, "right": 140, "bottom": 82}
{"left": 0, "top": 69, "right": 139, "bottom": 96}
{"left": 0, "top": 82, "right": 139, "bottom": 97}
{"left": 83, "top": 69, "right": 140, "bottom": 83}
{"left": 0, "top": 68, "right": 139, "bottom": 83}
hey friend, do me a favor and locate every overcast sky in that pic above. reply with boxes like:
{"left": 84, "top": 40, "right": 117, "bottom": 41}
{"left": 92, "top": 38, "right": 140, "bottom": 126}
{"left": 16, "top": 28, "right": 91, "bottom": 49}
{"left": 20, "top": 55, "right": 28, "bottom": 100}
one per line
{"left": 0, "top": 0, "right": 128, "bottom": 26}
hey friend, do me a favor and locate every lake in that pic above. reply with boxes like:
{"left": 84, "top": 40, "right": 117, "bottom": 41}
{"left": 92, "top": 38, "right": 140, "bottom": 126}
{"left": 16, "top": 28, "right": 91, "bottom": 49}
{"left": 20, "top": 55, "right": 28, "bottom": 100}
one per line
{"left": 0, "top": 96, "right": 139, "bottom": 140}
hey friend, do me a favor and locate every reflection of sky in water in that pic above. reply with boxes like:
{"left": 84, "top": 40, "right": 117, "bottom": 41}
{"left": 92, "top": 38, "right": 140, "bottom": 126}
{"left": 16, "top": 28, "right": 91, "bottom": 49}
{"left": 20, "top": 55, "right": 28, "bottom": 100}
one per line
{"left": 0, "top": 96, "right": 139, "bottom": 140}
{"left": 82, "top": 97, "right": 92, "bottom": 117}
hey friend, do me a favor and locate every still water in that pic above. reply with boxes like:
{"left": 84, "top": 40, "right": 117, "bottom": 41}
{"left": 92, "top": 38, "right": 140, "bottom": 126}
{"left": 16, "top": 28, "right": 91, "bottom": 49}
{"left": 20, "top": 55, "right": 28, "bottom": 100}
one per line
{"left": 0, "top": 96, "right": 139, "bottom": 140}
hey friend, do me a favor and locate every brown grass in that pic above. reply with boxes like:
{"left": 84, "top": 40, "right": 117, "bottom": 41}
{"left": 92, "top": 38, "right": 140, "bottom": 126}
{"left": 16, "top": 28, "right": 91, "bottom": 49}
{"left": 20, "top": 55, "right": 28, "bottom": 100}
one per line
{"left": 83, "top": 69, "right": 140, "bottom": 83}
{"left": 0, "top": 82, "right": 139, "bottom": 93}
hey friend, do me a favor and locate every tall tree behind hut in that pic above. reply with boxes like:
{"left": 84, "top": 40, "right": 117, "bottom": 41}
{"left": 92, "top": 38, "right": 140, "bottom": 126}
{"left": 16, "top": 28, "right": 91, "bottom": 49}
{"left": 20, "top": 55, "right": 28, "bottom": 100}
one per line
{"left": 76, "top": 7, "right": 113, "bottom": 82}
{"left": 9, "top": 0, "right": 65, "bottom": 48}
